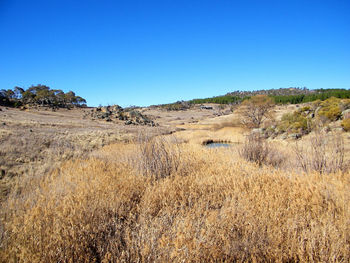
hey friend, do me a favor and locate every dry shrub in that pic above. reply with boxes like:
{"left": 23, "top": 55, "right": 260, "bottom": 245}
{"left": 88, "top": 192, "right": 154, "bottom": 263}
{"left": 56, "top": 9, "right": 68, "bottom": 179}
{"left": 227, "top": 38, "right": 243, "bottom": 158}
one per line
{"left": 294, "top": 131, "right": 346, "bottom": 174}
{"left": 239, "top": 133, "right": 285, "bottom": 167}
{"left": 1, "top": 142, "right": 349, "bottom": 262}
{"left": 135, "top": 132, "right": 181, "bottom": 179}
{"left": 238, "top": 95, "right": 275, "bottom": 128}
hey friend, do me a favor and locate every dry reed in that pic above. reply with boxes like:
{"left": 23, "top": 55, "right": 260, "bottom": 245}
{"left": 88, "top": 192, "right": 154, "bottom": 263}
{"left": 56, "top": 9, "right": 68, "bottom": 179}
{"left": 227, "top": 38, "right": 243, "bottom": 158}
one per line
{"left": 1, "top": 140, "right": 349, "bottom": 262}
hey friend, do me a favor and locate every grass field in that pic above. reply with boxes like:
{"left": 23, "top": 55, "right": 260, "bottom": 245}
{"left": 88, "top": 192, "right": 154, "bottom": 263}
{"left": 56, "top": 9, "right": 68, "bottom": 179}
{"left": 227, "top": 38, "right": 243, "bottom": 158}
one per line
{"left": 0, "top": 104, "right": 349, "bottom": 262}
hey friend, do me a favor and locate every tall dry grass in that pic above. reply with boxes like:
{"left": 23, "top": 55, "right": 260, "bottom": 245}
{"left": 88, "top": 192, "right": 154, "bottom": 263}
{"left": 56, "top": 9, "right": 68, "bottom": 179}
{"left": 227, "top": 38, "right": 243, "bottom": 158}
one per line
{"left": 239, "top": 133, "right": 286, "bottom": 168}
{"left": 134, "top": 133, "right": 181, "bottom": 179}
{"left": 0, "top": 140, "right": 349, "bottom": 262}
{"left": 294, "top": 131, "right": 347, "bottom": 174}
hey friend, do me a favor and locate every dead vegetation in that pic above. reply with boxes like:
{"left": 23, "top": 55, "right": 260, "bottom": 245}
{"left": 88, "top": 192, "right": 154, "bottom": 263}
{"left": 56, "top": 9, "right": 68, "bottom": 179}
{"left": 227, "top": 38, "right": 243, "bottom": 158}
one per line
{"left": 0, "top": 107, "right": 167, "bottom": 202}
{"left": 294, "top": 131, "right": 347, "bottom": 174}
{"left": 134, "top": 132, "right": 181, "bottom": 179}
{"left": 0, "top": 104, "right": 350, "bottom": 262}
{"left": 237, "top": 95, "right": 275, "bottom": 128}
{"left": 239, "top": 133, "right": 285, "bottom": 168}
{"left": 1, "top": 138, "right": 349, "bottom": 262}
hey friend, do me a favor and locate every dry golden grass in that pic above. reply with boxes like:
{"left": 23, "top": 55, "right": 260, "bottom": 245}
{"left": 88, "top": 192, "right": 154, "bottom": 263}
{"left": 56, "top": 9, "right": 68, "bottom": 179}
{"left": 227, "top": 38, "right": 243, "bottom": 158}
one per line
{"left": 0, "top": 107, "right": 169, "bottom": 201}
{"left": 1, "top": 139, "right": 349, "bottom": 262}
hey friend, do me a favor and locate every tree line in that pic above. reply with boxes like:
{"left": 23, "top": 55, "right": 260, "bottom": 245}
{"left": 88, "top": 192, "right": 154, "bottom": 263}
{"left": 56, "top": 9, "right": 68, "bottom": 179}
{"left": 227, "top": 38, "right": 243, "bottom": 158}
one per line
{"left": 0, "top": 85, "right": 87, "bottom": 108}
{"left": 188, "top": 88, "right": 350, "bottom": 105}
{"left": 272, "top": 89, "right": 350, "bottom": 104}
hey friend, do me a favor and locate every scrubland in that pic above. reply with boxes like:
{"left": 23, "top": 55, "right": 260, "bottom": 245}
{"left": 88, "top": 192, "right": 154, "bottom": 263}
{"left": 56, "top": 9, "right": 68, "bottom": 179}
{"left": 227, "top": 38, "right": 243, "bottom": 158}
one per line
{"left": 1, "top": 134, "right": 349, "bottom": 262}
{"left": 1, "top": 102, "right": 350, "bottom": 262}
{"left": 0, "top": 107, "right": 167, "bottom": 202}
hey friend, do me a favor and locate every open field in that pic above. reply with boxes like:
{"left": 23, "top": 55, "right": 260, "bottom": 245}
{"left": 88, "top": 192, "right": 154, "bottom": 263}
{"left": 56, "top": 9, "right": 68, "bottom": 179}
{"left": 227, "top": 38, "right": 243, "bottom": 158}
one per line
{"left": 0, "top": 105, "right": 231, "bottom": 200}
{"left": 0, "top": 107, "right": 167, "bottom": 201}
{"left": 1, "top": 103, "right": 350, "bottom": 262}
{"left": 1, "top": 139, "right": 349, "bottom": 262}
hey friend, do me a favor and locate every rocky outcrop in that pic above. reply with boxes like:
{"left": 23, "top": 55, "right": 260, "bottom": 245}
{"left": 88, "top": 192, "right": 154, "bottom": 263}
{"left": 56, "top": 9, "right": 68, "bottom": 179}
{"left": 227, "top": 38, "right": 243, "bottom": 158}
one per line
{"left": 86, "top": 105, "right": 157, "bottom": 126}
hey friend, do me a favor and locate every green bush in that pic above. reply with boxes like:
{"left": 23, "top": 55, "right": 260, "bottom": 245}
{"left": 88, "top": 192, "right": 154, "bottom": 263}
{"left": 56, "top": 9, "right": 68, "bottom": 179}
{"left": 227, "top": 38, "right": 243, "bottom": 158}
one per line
{"left": 317, "top": 97, "right": 342, "bottom": 121}
{"left": 341, "top": 118, "right": 350, "bottom": 131}
{"left": 278, "top": 111, "right": 309, "bottom": 133}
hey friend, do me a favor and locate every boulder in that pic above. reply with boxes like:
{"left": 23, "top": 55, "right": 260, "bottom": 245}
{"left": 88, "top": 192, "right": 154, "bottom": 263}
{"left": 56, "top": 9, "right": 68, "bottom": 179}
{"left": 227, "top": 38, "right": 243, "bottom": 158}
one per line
{"left": 89, "top": 105, "right": 156, "bottom": 126}
{"left": 288, "top": 133, "right": 301, "bottom": 140}
{"left": 125, "top": 120, "right": 133, "bottom": 125}
{"left": 342, "top": 109, "right": 350, "bottom": 119}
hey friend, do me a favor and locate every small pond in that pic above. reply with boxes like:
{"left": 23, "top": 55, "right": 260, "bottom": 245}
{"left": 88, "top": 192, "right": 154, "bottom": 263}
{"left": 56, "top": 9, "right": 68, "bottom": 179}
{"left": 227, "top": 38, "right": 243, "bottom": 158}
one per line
{"left": 205, "top": 142, "right": 231, "bottom": 148}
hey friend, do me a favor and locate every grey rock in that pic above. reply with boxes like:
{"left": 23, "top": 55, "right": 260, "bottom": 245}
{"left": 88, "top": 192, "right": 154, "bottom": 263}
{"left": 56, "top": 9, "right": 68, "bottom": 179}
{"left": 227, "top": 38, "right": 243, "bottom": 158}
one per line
{"left": 125, "top": 120, "right": 133, "bottom": 125}
{"left": 288, "top": 133, "right": 301, "bottom": 140}
{"left": 342, "top": 109, "right": 350, "bottom": 119}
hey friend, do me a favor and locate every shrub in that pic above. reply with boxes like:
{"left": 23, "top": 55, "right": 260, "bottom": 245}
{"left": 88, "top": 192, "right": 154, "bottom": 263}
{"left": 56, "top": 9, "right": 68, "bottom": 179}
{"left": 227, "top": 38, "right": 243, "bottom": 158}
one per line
{"left": 341, "top": 118, "right": 350, "bottom": 131}
{"left": 294, "top": 131, "right": 346, "bottom": 174}
{"left": 278, "top": 111, "right": 310, "bottom": 134}
{"left": 239, "top": 133, "right": 285, "bottom": 167}
{"left": 135, "top": 133, "right": 181, "bottom": 179}
{"left": 317, "top": 97, "right": 342, "bottom": 121}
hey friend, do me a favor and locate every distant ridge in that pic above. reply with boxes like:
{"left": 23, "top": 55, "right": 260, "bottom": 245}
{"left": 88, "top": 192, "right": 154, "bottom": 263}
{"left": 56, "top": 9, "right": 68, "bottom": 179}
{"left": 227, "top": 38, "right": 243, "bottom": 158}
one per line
{"left": 158, "top": 87, "right": 350, "bottom": 110}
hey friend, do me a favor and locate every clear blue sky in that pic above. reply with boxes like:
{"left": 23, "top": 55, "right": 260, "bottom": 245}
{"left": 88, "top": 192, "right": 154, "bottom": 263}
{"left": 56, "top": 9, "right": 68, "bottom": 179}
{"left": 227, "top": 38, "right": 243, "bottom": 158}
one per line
{"left": 0, "top": 0, "right": 349, "bottom": 107}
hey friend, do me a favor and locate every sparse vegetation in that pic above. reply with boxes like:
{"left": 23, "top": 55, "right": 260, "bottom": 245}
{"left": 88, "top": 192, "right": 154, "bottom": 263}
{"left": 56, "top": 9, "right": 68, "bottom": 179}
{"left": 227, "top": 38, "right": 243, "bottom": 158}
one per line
{"left": 1, "top": 89, "right": 350, "bottom": 262}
